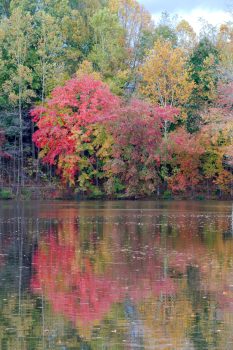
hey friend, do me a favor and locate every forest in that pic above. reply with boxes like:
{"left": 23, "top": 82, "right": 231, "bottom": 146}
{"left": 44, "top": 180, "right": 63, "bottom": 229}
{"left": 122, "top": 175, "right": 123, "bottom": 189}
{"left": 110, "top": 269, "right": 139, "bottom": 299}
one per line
{"left": 0, "top": 0, "right": 232, "bottom": 199}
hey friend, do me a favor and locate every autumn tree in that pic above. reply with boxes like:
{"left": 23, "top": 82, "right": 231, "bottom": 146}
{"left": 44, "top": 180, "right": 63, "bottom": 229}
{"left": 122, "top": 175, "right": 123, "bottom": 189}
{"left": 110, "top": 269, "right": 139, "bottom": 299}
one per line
{"left": 217, "top": 23, "right": 233, "bottom": 81}
{"left": 31, "top": 75, "right": 120, "bottom": 192}
{"left": 175, "top": 19, "right": 197, "bottom": 55}
{"left": 199, "top": 85, "right": 233, "bottom": 195}
{"left": 104, "top": 100, "right": 178, "bottom": 197}
{"left": 76, "top": 60, "right": 101, "bottom": 80}
{"left": 140, "top": 39, "right": 194, "bottom": 107}
{"left": 200, "top": 128, "right": 233, "bottom": 195}
{"left": 0, "top": 0, "right": 232, "bottom": 198}
{"left": 164, "top": 128, "right": 205, "bottom": 193}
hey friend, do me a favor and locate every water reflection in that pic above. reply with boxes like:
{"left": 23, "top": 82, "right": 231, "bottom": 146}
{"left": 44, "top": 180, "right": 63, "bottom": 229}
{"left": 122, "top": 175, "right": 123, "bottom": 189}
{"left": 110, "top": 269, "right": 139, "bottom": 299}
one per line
{"left": 0, "top": 201, "right": 233, "bottom": 349}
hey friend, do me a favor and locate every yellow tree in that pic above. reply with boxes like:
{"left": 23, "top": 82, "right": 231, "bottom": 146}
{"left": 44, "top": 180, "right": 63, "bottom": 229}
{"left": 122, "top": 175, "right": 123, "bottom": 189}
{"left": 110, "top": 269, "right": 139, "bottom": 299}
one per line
{"left": 140, "top": 40, "right": 195, "bottom": 107}
{"left": 217, "top": 24, "right": 233, "bottom": 75}
{"left": 76, "top": 60, "right": 101, "bottom": 80}
{"left": 176, "top": 19, "right": 197, "bottom": 55}
{"left": 200, "top": 107, "right": 233, "bottom": 195}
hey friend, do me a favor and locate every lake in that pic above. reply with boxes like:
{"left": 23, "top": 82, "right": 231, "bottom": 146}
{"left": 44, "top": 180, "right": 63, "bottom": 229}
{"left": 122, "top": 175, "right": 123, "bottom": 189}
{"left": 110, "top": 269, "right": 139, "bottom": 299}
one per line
{"left": 0, "top": 200, "right": 233, "bottom": 349}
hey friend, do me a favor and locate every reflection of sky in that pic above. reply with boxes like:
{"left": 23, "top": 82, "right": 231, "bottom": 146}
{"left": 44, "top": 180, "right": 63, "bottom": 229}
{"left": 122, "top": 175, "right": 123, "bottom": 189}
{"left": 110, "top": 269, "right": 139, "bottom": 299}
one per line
{"left": 138, "top": 0, "right": 231, "bottom": 33}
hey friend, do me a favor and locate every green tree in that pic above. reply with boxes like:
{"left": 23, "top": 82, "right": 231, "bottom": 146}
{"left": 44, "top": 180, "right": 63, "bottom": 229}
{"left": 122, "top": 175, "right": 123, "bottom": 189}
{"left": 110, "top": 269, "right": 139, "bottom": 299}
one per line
{"left": 88, "top": 8, "right": 128, "bottom": 93}
{"left": 0, "top": 9, "right": 34, "bottom": 188}
{"left": 188, "top": 37, "right": 219, "bottom": 109}
{"left": 154, "top": 12, "right": 177, "bottom": 47}
{"left": 34, "top": 11, "right": 66, "bottom": 102}
{"left": 0, "top": 0, "right": 10, "bottom": 17}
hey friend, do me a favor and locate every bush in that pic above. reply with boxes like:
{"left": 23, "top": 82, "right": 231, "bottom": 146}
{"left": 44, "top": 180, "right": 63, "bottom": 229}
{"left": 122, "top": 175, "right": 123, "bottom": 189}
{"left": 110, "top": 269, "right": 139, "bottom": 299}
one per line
{"left": 87, "top": 188, "right": 104, "bottom": 199}
{"left": 162, "top": 190, "right": 173, "bottom": 200}
{"left": 0, "top": 188, "right": 13, "bottom": 200}
{"left": 195, "top": 194, "right": 205, "bottom": 201}
{"left": 20, "top": 188, "right": 32, "bottom": 200}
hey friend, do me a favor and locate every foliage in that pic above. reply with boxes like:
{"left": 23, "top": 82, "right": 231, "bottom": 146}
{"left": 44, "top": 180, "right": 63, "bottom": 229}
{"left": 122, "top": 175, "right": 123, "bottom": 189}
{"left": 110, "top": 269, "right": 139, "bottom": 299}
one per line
{"left": 217, "top": 23, "right": 233, "bottom": 80}
{"left": 0, "top": 0, "right": 232, "bottom": 197}
{"left": 165, "top": 128, "right": 205, "bottom": 193}
{"left": 188, "top": 37, "right": 220, "bottom": 108}
{"left": 109, "top": 0, "right": 153, "bottom": 68}
{"left": 140, "top": 40, "right": 195, "bottom": 107}
{"left": 162, "top": 189, "right": 173, "bottom": 200}
{"left": 176, "top": 19, "right": 197, "bottom": 54}
{"left": 0, "top": 188, "right": 13, "bottom": 199}
{"left": 31, "top": 75, "right": 120, "bottom": 188}
{"left": 89, "top": 8, "right": 127, "bottom": 80}
{"left": 186, "top": 110, "right": 202, "bottom": 133}
{"left": 199, "top": 107, "right": 233, "bottom": 194}
{"left": 153, "top": 11, "right": 177, "bottom": 46}
{"left": 104, "top": 100, "right": 178, "bottom": 196}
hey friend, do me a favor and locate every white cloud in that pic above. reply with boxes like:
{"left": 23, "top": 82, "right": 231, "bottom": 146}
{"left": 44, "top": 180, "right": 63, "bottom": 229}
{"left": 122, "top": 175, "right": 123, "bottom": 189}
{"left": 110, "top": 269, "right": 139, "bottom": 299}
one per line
{"left": 152, "top": 8, "right": 232, "bottom": 34}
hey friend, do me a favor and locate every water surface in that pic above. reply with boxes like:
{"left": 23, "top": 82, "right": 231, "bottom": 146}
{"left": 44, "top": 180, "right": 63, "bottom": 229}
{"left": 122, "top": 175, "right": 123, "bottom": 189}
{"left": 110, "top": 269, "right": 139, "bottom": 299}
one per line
{"left": 0, "top": 200, "right": 233, "bottom": 349}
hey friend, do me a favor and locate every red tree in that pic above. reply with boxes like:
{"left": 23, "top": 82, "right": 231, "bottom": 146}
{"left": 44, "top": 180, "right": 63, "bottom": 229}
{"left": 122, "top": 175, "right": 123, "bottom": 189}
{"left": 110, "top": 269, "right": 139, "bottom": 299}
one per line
{"left": 104, "top": 99, "right": 178, "bottom": 196}
{"left": 165, "top": 128, "right": 205, "bottom": 193}
{"left": 31, "top": 75, "right": 120, "bottom": 184}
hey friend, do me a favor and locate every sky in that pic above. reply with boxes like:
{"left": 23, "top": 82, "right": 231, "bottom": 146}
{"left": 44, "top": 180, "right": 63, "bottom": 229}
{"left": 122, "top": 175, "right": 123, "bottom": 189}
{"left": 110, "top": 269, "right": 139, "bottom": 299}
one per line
{"left": 138, "top": 0, "right": 232, "bottom": 33}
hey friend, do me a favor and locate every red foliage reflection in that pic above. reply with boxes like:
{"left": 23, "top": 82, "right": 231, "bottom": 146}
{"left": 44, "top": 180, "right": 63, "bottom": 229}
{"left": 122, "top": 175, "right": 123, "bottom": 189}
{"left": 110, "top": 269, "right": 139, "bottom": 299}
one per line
{"left": 31, "top": 234, "right": 119, "bottom": 326}
{"left": 31, "top": 227, "right": 176, "bottom": 329}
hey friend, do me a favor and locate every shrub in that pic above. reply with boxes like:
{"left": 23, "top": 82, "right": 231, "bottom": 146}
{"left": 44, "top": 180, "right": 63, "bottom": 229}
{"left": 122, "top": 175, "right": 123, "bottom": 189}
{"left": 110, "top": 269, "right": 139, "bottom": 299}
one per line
{"left": 162, "top": 190, "right": 173, "bottom": 200}
{"left": 0, "top": 188, "right": 13, "bottom": 200}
